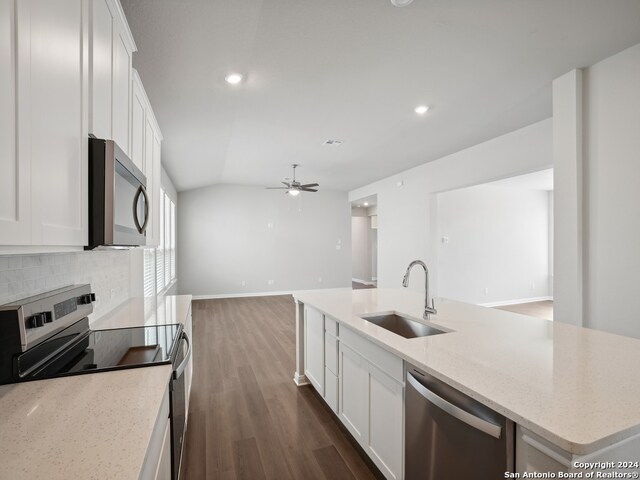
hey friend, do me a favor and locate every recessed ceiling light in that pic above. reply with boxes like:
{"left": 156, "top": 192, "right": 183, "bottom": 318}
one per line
{"left": 390, "top": 0, "right": 414, "bottom": 6}
{"left": 225, "top": 73, "right": 243, "bottom": 85}
{"left": 364, "top": 202, "right": 369, "bottom": 206}
{"left": 414, "top": 105, "right": 430, "bottom": 115}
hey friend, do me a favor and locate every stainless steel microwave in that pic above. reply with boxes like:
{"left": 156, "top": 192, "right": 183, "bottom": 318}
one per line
{"left": 86, "top": 136, "right": 148, "bottom": 249}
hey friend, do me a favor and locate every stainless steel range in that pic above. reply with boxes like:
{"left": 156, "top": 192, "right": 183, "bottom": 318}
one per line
{"left": 0, "top": 285, "right": 191, "bottom": 480}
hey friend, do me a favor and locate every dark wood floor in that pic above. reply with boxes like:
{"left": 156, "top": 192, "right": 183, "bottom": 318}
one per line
{"left": 181, "top": 295, "right": 376, "bottom": 480}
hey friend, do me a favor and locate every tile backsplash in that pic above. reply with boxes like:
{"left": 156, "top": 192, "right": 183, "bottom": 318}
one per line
{"left": 0, "top": 250, "right": 132, "bottom": 317}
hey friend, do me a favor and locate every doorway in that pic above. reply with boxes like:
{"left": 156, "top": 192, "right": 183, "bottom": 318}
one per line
{"left": 436, "top": 169, "right": 554, "bottom": 319}
{"left": 351, "top": 195, "right": 377, "bottom": 289}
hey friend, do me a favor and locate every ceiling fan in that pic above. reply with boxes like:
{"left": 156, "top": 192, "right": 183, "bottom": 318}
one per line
{"left": 266, "top": 164, "right": 319, "bottom": 196}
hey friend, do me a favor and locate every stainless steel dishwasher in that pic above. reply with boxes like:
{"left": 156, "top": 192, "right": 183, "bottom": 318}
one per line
{"left": 405, "top": 364, "right": 514, "bottom": 480}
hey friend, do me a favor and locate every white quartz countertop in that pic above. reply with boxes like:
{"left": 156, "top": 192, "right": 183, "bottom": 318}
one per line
{"left": 0, "top": 294, "right": 192, "bottom": 480}
{"left": 293, "top": 288, "right": 640, "bottom": 455}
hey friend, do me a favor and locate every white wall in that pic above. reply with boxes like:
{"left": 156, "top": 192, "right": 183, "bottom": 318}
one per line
{"left": 178, "top": 185, "right": 351, "bottom": 297}
{"left": 437, "top": 184, "right": 550, "bottom": 305}
{"left": 349, "top": 118, "right": 553, "bottom": 294}
{"left": 554, "top": 43, "right": 640, "bottom": 338}
{"left": 351, "top": 208, "right": 372, "bottom": 283}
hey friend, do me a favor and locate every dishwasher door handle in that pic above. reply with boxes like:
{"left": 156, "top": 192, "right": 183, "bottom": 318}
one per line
{"left": 406, "top": 371, "right": 502, "bottom": 439}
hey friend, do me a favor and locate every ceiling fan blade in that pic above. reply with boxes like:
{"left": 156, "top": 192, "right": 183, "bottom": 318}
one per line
{"left": 281, "top": 181, "right": 291, "bottom": 187}
{"left": 300, "top": 188, "right": 318, "bottom": 192}
{"left": 266, "top": 187, "right": 289, "bottom": 189}
{"left": 299, "top": 183, "right": 319, "bottom": 188}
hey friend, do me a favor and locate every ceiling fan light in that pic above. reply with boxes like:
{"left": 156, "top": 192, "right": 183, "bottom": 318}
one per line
{"left": 288, "top": 189, "right": 300, "bottom": 196}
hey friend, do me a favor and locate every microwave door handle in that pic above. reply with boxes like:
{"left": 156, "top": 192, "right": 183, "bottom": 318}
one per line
{"left": 133, "top": 185, "right": 150, "bottom": 234}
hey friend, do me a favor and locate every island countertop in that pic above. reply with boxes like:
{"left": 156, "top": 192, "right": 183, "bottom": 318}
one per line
{"left": 293, "top": 288, "right": 640, "bottom": 456}
{"left": 0, "top": 294, "right": 192, "bottom": 480}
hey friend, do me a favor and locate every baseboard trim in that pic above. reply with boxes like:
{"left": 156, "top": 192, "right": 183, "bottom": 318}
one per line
{"left": 193, "top": 290, "right": 295, "bottom": 300}
{"left": 352, "top": 278, "right": 376, "bottom": 286}
{"left": 480, "top": 296, "right": 553, "bottom": 308}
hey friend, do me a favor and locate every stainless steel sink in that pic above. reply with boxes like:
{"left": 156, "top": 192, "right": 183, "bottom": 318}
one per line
{"left": 359, "top": 312, "right": 447, "bottom": 339}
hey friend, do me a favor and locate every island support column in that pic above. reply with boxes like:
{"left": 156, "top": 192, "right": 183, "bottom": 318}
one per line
{"left": 293, "top": 299, "right": 309, "bottom": 386}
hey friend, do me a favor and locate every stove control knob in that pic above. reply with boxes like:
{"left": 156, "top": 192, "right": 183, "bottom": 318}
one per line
{"left": 28, "top": 313, "right": 46, "bottom": 328}
{"left": 77, "top": 293, "right": 96, "bottom": 305}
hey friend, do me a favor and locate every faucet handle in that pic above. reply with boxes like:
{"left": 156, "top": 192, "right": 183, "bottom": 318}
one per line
{"left": 425, "top": 299, "right": 437, "bottom": 315}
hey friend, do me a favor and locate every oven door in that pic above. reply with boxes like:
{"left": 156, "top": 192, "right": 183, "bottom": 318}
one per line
{"left": 170, "top": 331, "right": 191, "bottom": 480}
{"left": 113, "top": 159, "right": 148, "bottom": 246}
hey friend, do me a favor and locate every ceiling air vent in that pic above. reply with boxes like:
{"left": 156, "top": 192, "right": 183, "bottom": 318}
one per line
{"left": 323, "top": 139, "right": 343, "bottom": 146}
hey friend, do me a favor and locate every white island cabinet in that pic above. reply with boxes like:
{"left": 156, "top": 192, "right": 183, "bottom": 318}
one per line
{"left": 294, "top": 289, "right": 640, "bottom": 480}
{"left": 303, "top": 305, "right": 404, "bottom": 480}
{"left": 304, "top": 306, "right": 325, "bottom": 394}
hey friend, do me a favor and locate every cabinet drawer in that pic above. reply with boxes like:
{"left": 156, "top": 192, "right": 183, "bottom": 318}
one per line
{"left": 324, "top": 367, "right": 338, "bottom": 413}
{"left": 340, "top": 326, "right": 403, "bottom": 383}
{"left": 325, "top": 316, "right": 339, "bottom": 337}
{"left": 325, "top": 333, "right": 338, "bottom": 375}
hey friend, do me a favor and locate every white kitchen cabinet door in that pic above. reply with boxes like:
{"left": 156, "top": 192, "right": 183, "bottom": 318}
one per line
{"left": 339, "top": 343, "right": 368, "bottom": 446}
{"left": 153, "top": 419, "right": 171, "bottom": 480}
{"left": 368, "top": 363, "right": 404, "bottom": 480}
{"left": 20, "top": 0, "right": 88, "bottom": 246}
{"left": 88, "top": 0, "right": 114, "bottom": 140}
{"left": 0, "top": 0, "right": 30, "bottom": 245}
{"left": 140, "top": 386, "right": 171, "bottom": 480}
{"left": 112, "top": 10, "right": 133, "bottom": 155}
{"left": 150, "top": 130, "right": 162, "bottom": 246}
{"left": 144, "top": 108, "right": 162, "bottom": 247}
{"left": 130, "top": 71, "right": 146, "bottom": 172}
{"left": 304, "top": 306, "right": 325, "bottom": 395}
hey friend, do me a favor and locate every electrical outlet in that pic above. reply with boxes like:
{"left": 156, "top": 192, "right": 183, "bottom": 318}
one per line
{"left": 241, "top": 280, "right": 246, "bottom": 287}
{"left": 318, "top": 277, "right": 323, "bottom": 283}
{"left": 110, "top": 288, "right": 115, "bottom": 299}
{"left": 531, "top": 282, "right": 536, "bottom": 291}
{"left": 484, "top": 287, "right": 489, "bottom": 296}
{"left": 335, "top": 244, "right": 341, "bottom": 250}
{"left": 268, "top": 279, "right": 274, "bottom": 285}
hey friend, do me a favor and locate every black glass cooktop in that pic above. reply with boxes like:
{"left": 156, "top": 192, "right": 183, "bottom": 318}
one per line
{"left": 17, "top": 320, "right": 182, "bottom": 381}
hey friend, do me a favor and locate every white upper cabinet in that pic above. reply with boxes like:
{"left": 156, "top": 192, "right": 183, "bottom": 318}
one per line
{"left": 89, "top": 0, "right": 113, "bottom": 140}
{"left": 131, "top": 71, "right": 146, "bottom": 172}
{"left": 0, "top": 0, "right": 160, "bottom": 249}
{"left": 146, "top": 111, "right": 162, "bottom": 247}
{"left": 111, "top": 2, "right": 135, "bottom": 156}
{"left": 20, "top": 0, "right": 87, "bottom": 245}
{"left": 89, "top": 0, "right": 136, "bottom": 148}
{"left": 0, "top": 0, "right": 30, "bottom": 245}
{"left": 132, "top": 69, "right": 163, "bottom": 247}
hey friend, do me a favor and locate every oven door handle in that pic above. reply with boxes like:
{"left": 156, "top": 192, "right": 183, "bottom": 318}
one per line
{"left": 173, "top": 331, "right": 191, "bottom": 379}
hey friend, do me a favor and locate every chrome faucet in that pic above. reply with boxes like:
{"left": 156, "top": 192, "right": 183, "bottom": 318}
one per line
{"left": 402, "top": 260, "right": 437, "bottom": 319}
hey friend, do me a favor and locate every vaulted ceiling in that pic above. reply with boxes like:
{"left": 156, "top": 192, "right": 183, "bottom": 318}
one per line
{"left": 121, "top": 0, "right": 640, "bottom": 192}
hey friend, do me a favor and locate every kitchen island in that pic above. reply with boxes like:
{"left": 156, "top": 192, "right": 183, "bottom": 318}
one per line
{"left": 293, "top": 288, "right": 640, "bottom": 478}
{"left": 0, "top": 294, "right": 192, "bottom": 480}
